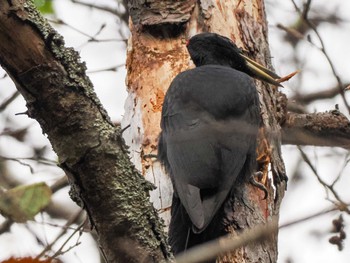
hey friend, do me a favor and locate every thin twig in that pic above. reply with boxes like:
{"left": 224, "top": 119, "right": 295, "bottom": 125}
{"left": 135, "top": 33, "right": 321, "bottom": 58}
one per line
{"left": 0, "top": 91, "right": 20, "bottom": 112}
{"left": 291, "top": 83, "right": 350, "bottom": 105}
{"left": 330, "top": 154, "right": 350, "bottom": 188}
{"left": 0, "top": 219, "right": 13, "bottom": 234}
{"left": 176, "top": 206, "right": 343, "bottom": 263}
{"left": 297, "top": 146, "right": 349, "bottom": 213}
{"left": 175, "top": 218, "right": 279, "bottom": 263}
{"left": 279, "top": 206, "right": 339, "bottom": 229}
{"left": 36, "top": 210, "right": 85, "bottom": 259}
{"left": 70, "top": 0, "right": 129, "bottom": 29}
{"left": 49, "top": 222, "right": 84, "bottom": 259}
{"left": 290, "top": 0, "right": 350, "bottom": 114}
{"left": 47, "top": 18, "right": 95, "bottom": 38}
{"left": 47, "top": 18, "right": 126, "bottom": 48}
{"left": 0, "top": 154, "right": 57, "bottom": 165}
{"left": 50, "top": 176, "right": 69, "bottom": 193}
{"left": 301, "top": 0, "right": 312, "bottom": 20}
{"left": 175, "top": 204, "right": 348, "bottom": 263}
{"left": 71, "top": 0, "right": 124, "bottom": 17}
{"left": 34, "top": 221, "right": 80, "bottom": 231}
{"left": 0, "top": 155, "right": 34, "bottom": 173}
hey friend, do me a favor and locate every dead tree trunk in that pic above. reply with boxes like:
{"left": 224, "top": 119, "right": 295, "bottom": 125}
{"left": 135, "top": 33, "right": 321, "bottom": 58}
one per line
{"left": 123, "top": 0, "right": 287, "bottom": 262}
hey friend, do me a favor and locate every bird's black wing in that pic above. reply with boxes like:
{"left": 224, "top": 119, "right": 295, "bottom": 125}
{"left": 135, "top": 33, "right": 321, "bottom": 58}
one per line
{"left": 159, "top": 65, "right": 259, "bottom": 232}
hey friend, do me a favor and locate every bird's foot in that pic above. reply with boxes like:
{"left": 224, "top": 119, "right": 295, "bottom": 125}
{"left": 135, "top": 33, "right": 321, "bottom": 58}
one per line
{"left": 250, "top": 171, "right": 268, "bottom": 200}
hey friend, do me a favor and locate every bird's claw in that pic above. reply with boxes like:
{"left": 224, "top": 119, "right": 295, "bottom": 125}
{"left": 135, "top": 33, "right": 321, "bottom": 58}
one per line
{"left": 250, "top": 171, "right": 268, "bottom": 200}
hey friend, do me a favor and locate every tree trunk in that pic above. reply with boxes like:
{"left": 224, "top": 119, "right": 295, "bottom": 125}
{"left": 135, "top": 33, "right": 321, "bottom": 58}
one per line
{"left": 124, "top": 0, "right": 287, "bottom": 262}
{"left": 0, "top": 1, "right": 171, "bottom": 262}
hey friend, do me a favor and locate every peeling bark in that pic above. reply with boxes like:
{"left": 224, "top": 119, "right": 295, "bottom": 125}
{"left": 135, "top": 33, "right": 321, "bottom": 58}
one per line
{"left": 128, "top": 0, "right": 196, "bottom": 26}
{"left": 0, "top": 1, "right": 171, "bottom": 262}
{"left": 123, "top": 31, "right": 190, "bottom": 226}
{"left": 125, "top": 0, "right": 286, "bottom": 262}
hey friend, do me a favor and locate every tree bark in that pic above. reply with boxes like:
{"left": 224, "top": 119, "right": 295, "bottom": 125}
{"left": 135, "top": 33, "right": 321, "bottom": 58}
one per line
{"left": 282, "top": 111, "right": 350, "bottom": 149}
{"left": 0, "top": 1, "right": 171, "bottom": 262}
{"left": 124, "top": 0, "right": 287, "bottom": 262}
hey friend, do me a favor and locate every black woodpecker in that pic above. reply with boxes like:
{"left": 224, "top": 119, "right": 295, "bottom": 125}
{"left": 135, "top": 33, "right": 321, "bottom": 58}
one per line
{"left": 158, "top": 32, "right": 281, "bottom": 256}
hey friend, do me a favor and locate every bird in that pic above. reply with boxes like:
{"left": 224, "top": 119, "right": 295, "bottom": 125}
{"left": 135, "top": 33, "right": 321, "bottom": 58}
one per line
{"left": 157, "top": 32, "right": 281, "bottom": 257}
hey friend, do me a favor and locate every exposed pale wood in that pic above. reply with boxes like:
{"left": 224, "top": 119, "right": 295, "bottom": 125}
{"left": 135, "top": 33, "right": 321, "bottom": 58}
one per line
{"left": 125, "top": 0, "right": 287, "bottom": 262}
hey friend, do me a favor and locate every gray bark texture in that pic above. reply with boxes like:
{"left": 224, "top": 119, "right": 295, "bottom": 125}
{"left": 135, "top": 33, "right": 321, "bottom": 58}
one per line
{"left": 0, "top": 1, "right": 171, "bottom": 262}
{"left": 283, "top": 111, "right": 350, "bottom": 149}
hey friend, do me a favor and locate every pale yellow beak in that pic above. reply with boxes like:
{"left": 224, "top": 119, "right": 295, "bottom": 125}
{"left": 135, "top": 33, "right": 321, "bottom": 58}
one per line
{"left": 241, "top": 54, "right": 282, "bottom": 87}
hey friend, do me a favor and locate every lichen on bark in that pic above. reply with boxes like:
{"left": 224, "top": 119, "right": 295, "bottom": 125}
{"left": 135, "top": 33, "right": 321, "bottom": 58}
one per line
{"left": 0, "top": 0, "right": 172, "bottom": 261}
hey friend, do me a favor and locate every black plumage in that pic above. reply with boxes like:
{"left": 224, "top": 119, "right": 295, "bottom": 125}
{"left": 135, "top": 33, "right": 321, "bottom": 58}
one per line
{"left": 158, "top": 32, "right": 280, "bottom": 256}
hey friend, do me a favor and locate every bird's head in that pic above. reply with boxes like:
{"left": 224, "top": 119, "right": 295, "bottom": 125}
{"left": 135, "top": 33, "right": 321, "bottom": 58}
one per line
{"left": 187, "top": 33, "right": 282, "bottom": 86}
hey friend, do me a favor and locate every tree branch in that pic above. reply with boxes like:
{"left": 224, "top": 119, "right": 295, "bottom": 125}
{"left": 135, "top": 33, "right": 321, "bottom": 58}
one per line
{"left": 0, "top": 1, "right": 170, "bottom": 262}
{"left": 175, "top": 204, "right": 345, "bottom": 263}
{"left": 290, "top": 0, "right": 350, "bottom": 114}
{"left": 71, "top": 0, "right": 129, "bottom": 25}
{"left": 175, "top": 219, "right": 279, "bottom": 263}
{"left": 298, "top": 146, "right": 349, "bottom": 212}
{"left": 0, "top": 90, "right": 20, "bottom": 112}
{"left": 291, "top": 83, "right": 350, "bottom": 105}
{"left": 282, "top": 111, "right": 350, "bottom": 149}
